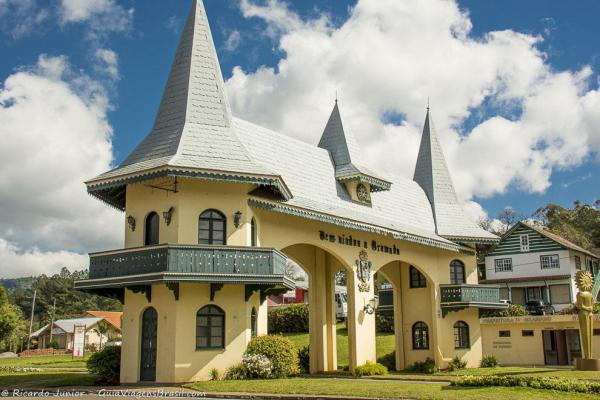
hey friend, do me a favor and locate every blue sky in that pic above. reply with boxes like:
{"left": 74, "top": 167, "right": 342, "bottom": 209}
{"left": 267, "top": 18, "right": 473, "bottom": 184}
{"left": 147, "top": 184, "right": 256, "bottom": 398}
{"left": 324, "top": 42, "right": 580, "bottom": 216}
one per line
{"left": 0, "top": 0, "right": 599, "bottom": 277}
{"left": 2, "top": 0, "right": 597, "bottom": 218}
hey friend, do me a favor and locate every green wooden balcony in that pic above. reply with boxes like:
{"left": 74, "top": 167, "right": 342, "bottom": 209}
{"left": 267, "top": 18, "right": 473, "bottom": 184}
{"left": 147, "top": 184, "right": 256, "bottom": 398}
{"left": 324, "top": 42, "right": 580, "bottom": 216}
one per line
{"left": 440, "top": 284, "right": 508, "bottom": 317}
{"left": 74, "top": 244, "right": 294, "bottom": 301}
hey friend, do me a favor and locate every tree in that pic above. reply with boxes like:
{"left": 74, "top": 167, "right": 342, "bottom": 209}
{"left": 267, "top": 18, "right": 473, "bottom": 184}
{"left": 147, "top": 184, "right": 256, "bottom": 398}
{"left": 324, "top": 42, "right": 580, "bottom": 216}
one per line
{"left": 496, "top": 207, "right": 524, "bottom": 234}
{"left": 92, "top": 321, "right": 111, "bottom": 351}
{"left": 10, "top": 268, "right": 122, "bottom": 328}
{"left": 534, "top": 201, "right": 600, "bottom": 250}
{"left": 0, "top": 284, "right": 27, "bottom": 352}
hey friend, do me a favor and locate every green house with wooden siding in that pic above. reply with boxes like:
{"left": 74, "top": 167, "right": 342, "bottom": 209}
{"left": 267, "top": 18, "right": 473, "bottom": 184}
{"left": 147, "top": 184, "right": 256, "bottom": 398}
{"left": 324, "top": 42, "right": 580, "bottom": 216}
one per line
{"left": 482, "top": 221, "right": 600, "bottom": 310}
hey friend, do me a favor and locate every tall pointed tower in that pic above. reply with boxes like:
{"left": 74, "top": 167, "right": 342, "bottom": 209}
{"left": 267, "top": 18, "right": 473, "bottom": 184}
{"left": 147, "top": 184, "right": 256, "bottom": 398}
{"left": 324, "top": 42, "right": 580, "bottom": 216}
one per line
{"left": 318, "top": 101, "right": 391, "bottom": 203}
{"left": 86, "top": 0, "right": 290, "bottom": 209}
{"left": 414, "top": 108, "right": 496, "bottom": 242}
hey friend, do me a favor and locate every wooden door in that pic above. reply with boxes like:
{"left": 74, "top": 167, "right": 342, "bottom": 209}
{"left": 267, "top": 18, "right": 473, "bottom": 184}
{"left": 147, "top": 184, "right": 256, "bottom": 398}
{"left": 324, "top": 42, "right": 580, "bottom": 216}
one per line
{"left": 140, "top": 307, "right": 158, "bottom": 382}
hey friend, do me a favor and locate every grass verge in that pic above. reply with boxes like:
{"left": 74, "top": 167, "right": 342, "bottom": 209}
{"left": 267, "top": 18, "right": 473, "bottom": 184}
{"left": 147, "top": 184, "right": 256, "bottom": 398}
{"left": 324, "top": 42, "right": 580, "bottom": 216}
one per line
{"left": 187, "top": 378, "right": 599, "bottom": 400}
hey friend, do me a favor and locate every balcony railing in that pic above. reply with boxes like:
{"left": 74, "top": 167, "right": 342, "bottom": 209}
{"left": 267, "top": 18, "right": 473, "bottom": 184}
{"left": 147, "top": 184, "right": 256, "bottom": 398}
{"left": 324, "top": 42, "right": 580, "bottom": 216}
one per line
{"left": 439, "top": 284, "right": 507, "bottom": 317}
{"left": 77, "top": 244, "right": 292, "bottom": 290}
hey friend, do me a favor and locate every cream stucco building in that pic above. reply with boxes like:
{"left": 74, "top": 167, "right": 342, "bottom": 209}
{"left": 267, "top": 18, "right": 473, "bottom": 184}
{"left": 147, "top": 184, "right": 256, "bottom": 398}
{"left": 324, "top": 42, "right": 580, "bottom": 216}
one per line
{"left": 75, "top": 0, "right": 507, "bottom": 383}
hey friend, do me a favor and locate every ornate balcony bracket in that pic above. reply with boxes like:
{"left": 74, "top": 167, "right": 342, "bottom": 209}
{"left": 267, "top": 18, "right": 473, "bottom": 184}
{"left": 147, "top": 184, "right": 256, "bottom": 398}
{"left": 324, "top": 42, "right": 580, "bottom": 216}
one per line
{"left": 166, "top": 282, "right": 180, "bottom": 301}
{"left": 210, "top": 283, "right": 224, "bottom": 302}
{"left": 129, "top": 285, "right": 152, "bottom": 303}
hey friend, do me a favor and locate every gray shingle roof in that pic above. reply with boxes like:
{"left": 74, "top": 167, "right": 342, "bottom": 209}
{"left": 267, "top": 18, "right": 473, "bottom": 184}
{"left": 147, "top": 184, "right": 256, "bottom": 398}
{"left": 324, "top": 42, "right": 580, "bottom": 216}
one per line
{"left": 413, "top": 109, "right": 495, "bottom": 241}
{"left": 318, "top": 102, "right": 392, "bottom": 191}
{"left": 236, "top": 118, "right": 481, "bottom": 249}
{"left": 30, "top": 317, "right": 102, "bottom": 337}
{"left": 88, "top": 0, "right": 287, "bottom": 199}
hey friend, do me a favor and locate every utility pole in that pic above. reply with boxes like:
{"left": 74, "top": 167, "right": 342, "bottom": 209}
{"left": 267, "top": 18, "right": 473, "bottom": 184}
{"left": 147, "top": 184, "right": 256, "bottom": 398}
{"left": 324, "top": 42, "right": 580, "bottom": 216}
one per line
{"left": 27, "top": 289, "right": 37, "bottom": 352}
{"left": 49, "top": 298, "right": 56, "bottom": 349}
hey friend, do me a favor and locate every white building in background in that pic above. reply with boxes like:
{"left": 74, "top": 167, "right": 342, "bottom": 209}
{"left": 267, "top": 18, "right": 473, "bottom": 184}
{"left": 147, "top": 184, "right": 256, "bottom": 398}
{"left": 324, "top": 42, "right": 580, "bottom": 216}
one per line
{"left": 483, "top": 221, "right": 600, "bottom": 311}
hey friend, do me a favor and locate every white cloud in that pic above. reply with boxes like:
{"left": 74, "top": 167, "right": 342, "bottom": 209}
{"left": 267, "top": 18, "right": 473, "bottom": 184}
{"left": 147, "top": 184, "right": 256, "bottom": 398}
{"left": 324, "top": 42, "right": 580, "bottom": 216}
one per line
{"left": 0, "top": 239, "right": 88, "bottom": 278}
{"left": 227, "top": 0, "right": 600, "bottom": 209}
{"left": 164, "top": 15, "right": 182, "bottom": 34}
{"left": 0, "top": 0, "right": 48, "bottom": 38}
{"left": 94, "top": 48, "right": 120, "bottom": 80}
{"left": 0, "top": 55, "right": 122, "bottom": 278}
{"left": 224, "top": 30, "right": 241, "bottom": 52}
{"left": 59, "top": 0, "right": 134, "bottom": 39}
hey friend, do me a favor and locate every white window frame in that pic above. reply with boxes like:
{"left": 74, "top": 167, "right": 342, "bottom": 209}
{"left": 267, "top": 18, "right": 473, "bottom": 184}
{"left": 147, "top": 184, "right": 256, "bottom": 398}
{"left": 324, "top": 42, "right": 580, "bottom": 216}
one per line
{"left": 540, "top": 254, "right": 560, "bottom": 269}
{"left": 494, "top": 258, "right": 513, "bottom": 273}
{"left": 519, "top": 234, "right": 530, "bottom": 252}
{"left": 574, "top": 255, "right": 581, "bottom": 270}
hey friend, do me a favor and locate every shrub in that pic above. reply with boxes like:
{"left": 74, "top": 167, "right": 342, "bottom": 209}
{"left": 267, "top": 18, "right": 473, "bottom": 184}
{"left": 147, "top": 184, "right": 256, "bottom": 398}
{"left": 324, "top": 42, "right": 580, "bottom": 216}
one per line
{"left": 209, "top": 368, "right": 220, "bottom": 381}
{"left": 375, "top": 313, "right": 394, "bottom": 333}
{"left": 245, "top": 335, "right": 300, "bottom": 377}
{"left": 447, "top": 356, "right": 466, "bottom": 371}
{"left": 376, "top": 351, "right": 396, "bottom": 372}
{"left": 353, "top": 361, "right": 388, "bottom": 377}
{"left": 85, "top": 343, "right": 99, "bottom": 353}
{"left": 224, "top": 363, "right": 247, "bottom": 380}
{"left": 481, "top": 304, "right": 527, "bottom": 318}
{"left": 86, "top": 345, "right": 121, "bottom": 384}
{"left": 48, "top": 341, "right": 59, "bottom": 350}
{"left": 242, "top": 354, "right": 272, "bottom": 379}
{"left": 408, "top": 358, "right": 436, "bottom": 374}
{"left": 480, "top": 355, "right": 498, "bottom": 368}
{"left": 452, "top": 376, "right": 600, "bottom": 394}
{"left": 268, "top": 304, "right": 309, "bottom": 333}
{"left": 298, "top": 345, "right": 310, "bottom": 373}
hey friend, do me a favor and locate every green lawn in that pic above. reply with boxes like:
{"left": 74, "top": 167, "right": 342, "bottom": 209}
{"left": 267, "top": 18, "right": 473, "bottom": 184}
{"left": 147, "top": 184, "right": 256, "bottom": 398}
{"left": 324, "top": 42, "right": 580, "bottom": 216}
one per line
{"left": 188, "top": 378, "right": 599, "bottom": 400}
{"left": 0, "top": 354, "right": 95, "bottom": 388}
{"left": 283, "top": 323, "right": 395, "bottom": 368}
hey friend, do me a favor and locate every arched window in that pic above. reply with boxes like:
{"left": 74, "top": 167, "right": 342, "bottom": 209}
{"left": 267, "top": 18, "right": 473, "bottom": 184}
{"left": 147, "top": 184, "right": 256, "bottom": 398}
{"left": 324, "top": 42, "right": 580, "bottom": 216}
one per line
{"left": 454, "top": 321, "right": 470, "bottom": 349}
{"left": 198, "top": 210, "right": 226, "bottom": 245}
{"left": 450, "top": 260, "right": 466, "bottom": 284}
{"left": 409, "top": 266, "right": 427, "bottom": 288}
{"left": 250, "top": 218, "right": 257, "bottom": 247}
{"left": 144, "top": 212, "right": 159, "bottom": 246}
{"left": 250, "top": 307, "right": 257, "bottom": 337}
{"left": 196, "top": 305, "right": 225, "bottom": 349}
{"left": 412, "top": 321, "right": 429, "bottom": 350}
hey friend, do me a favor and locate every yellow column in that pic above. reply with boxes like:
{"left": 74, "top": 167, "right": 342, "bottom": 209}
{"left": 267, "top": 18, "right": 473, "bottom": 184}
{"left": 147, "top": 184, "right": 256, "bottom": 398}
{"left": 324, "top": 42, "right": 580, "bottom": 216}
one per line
{"left": 429, "top": 284, "right": 444, "bottom": 369}
{"left": 308, "top": 248, "right": 328, "bottom": 372}
{"left": 379, "top": 262, "right": 405, "bottom": 371}
{"left": 347, "top": 262, "right": 377, "bottom": 372}
{"left": 325, "top": 254, "right": 339, "bottom": 371}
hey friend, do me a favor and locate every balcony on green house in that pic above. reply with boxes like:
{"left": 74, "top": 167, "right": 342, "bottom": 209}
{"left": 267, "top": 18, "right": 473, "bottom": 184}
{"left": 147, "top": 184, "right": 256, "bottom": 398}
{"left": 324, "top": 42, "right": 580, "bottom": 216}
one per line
{"left": 74, "top": 244, "right": 294, "bottom": 302}
{"left": 440, "top": 284, "right": 508, "bottom": 317}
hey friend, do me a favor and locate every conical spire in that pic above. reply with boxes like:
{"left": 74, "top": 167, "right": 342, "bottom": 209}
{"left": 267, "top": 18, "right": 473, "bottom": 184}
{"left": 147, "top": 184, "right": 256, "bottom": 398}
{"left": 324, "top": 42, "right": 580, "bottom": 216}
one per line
{"left": 122, "top": 0, "right": 232, "bottom": 166}
{"left": 86, "top": 0, "right": 290, "bottom": 209}
{"left": 413, "top": 108, "right": 459, "bottom": 210}
{"left": 318, "top": 101, "right": 391, "bottom": 192}
{"left": 414, "top": 108, "right": 495, "bottom": 241}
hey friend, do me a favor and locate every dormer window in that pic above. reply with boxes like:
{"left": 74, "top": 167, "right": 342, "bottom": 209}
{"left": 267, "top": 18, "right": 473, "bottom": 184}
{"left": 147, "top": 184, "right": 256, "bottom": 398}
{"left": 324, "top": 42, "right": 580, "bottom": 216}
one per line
{"left": 520, "top": 234, "right": 529, "bottom": 252}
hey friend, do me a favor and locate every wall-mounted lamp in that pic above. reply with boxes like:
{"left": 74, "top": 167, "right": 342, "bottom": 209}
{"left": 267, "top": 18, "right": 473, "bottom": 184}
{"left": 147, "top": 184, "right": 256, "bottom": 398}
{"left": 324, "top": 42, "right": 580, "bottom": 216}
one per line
{"left": 127, "top": 215, "right": 136, "bottom": 232}
{"left": 163, "top": 207, "right": 175, "bottom": 226}
{"left": 364, "top": 297, "right": 379, "bottom": 315}
{"left": 233, "top": 211, "right": 243, "bottom": 228}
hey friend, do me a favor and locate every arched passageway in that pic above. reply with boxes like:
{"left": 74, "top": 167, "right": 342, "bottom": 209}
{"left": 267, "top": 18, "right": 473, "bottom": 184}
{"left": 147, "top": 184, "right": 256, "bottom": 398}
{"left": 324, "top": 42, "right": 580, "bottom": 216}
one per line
{"left": 280, "top": 243, "right": 375, "bottom": 373}
{"left": 377, "top": 261, "right": 436, "bottom": 371}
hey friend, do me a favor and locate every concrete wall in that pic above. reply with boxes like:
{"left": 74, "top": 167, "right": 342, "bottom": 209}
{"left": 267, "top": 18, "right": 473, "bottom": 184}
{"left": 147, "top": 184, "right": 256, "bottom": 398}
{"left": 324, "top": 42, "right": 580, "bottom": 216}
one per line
{"left": 481, "top": 315, "right": 600, "bottom": 365}
{"left": 120, "top": 283, "right": 263, "bottom": 383}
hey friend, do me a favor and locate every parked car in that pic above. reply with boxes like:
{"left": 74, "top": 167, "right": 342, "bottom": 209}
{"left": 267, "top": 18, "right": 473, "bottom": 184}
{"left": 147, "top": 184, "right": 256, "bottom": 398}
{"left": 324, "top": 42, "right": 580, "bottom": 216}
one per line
{"left": 525, "top": 300, "right": 555, "bottom": 315}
